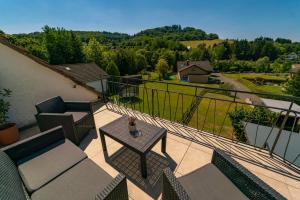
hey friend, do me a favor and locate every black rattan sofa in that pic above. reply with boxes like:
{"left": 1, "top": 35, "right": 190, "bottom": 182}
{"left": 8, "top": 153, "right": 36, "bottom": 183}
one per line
{"left": 162, "top": 149, "right": 286, "bottom": 200}
{"left": 0, "top": 126, "right": 128, "bottom": 200}
{"left": 35, "top": 96, "right": 95, "bottom": 145}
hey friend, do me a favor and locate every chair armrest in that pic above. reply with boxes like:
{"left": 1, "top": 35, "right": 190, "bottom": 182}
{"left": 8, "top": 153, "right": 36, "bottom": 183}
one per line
{"left": 36, "top": 113, "right": 78, "bottom": 144}
{"left": 95, "top": 173, "right": 129, "bottom": 200}
{"left": 65, "top": 101, "right": 92, "bottom": 112}
{"left": 162, "top": 168, "right": 190, "bottom": 200}
{"left": 212, "top": 149, "right": 286, "bottom": 200}
{"left": 2, "top": 126, "right": 65, "bottom": 163}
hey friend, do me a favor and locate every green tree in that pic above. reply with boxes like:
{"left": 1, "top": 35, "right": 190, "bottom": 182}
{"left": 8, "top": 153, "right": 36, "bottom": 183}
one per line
{"left": 70, "top": 32, "right": 84, "bottom": 63}
{"left": 211, "top": 42, "right": 231, "bottom": 60}
{"left": 42, "top": 26, "right": 84, "bottom": 64}
{"left": 155, "top": 58, "right": 169, "bottom": 80}
{"left": 275, "top": 38, "right": 292, "bottom": 44}
{"left": 255, "top": 56, "right": 270, "bottom": 72}
{"left": 83, "top": 37, "right": 105, "bottom": 66}
{"left": 271, "top": 58, "right": 291, "bottom": 73}
{"left": 233, "top": 40, "right": 251, "bottom": 60}
{"left": 287, "top": 70, "right": 300, "bottom": 97}
{"left": 106, "top": 61, "right": 120, "bottom": 76}
{"left": 161, "top": 50, "right": 176, "bottom": 71}
{"left": 113, "top": 49, "right": 136, "bottom": 75}
{"left": 261, "top": 42, "right": 279, "bottom": 61}
{"left": 187, "top": 44, "right": 210, "bottom": 61}
{"left": 135, "top": 53, "right": 148, "bottom": 71}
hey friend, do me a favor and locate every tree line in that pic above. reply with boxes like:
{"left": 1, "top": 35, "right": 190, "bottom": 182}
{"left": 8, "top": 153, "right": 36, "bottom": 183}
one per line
{"left": 1, "top": 25, "right": 300, "bottom": 77}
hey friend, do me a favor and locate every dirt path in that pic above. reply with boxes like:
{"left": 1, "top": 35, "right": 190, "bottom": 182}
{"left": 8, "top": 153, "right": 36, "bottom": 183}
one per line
{"left": 213, "top": 73, "right": 263, "bottom": 105}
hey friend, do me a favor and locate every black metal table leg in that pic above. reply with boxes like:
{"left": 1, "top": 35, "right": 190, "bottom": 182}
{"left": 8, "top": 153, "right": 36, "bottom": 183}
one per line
{"left": 100, "top": 130, "right": 108, "bottom": 159}
{"left": 140, "top": 154, "right": 147, "bottom": 178}
{"left": 161, "top": 135, "right": 167, "bottom": 153}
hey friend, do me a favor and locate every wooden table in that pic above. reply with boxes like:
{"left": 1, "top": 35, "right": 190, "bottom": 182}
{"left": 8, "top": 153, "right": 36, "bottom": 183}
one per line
{"left": 99, "top": 116, "right": 167, "bottom": 178}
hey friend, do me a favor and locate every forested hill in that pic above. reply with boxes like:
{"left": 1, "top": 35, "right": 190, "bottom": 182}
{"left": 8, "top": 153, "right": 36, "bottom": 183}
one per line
{"left": 1, "top": 24, "right": 299, "bottom": 77}
{"left": 12, "top": 30, "right": 130, "bottom": 44}
{"left": 11, "top": 25, "right": 217, "bottom": 42}
{"left": 135, "top": 25, "right": 218, "bottom": 40}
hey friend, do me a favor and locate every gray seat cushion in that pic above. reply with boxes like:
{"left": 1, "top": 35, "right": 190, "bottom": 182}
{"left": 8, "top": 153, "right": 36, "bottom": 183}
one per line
{"left": 31, "top": 159, "right": 113, "bottom": 200}
{"left": 64, "top": 111, "right": 89, "bottom": 123}
{"left": 0, "top": 150, "right": 28, "bottom": 200}
{"left": 18, "top": 139, "right": 87, "bottom": 193}
{"left": 178, "top": 163, "right": 248, "bottom": 200}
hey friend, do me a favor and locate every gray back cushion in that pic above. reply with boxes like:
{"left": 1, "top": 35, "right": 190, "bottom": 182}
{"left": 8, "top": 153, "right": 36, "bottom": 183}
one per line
{"left": 36, "top": 96, "right": 65, "bottom": 113}
{"left": 0, "top": 150, "right": 29, "bottom": 200}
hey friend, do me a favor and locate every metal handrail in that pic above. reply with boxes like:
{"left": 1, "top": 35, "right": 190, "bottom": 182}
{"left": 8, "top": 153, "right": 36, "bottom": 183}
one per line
{"left": 98, "top": 75, "right": 300, "bottom": 168}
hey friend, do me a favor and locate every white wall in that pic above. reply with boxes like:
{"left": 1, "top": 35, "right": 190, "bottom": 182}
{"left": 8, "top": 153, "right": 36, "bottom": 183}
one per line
{"left": 0, "top": 43, "right": 98, "bottom": 127}
{"left": 87, "top": 79, "right": 107, "bottom": 93}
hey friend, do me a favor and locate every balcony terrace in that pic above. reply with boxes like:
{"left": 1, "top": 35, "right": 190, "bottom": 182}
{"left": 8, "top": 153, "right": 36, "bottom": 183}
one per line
{"left": 20, "top": 103, "right": 300, "bottom": 200}
{"left": 18, "top": 77, "right": 300, "bottom": 199}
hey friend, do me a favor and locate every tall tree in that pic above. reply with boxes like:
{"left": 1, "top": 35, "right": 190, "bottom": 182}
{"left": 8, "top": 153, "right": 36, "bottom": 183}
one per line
{"left": 287, "top": 70, "right": 300, "bottom": 97}
{"left": 83, "top": 37, "right": 105, "bottom": 66}
{"left": 70, "top": 32, "right": 84, "bottom": 63}
{"left": 255, "top": 56, "right": 270, "bottom": 72}
{"left": 106, "top": 61, "right": 120, "bottom": 76}
{"left": 233, "top": 40, "right": 251, "bottom": 60}
{"left": 135, "top": 53, "right": 148, "bottom": 71}
{"left": 155, "top": 58, "right": 169, "bottom": 80}
{"left": 42, "top": 26, "right": 84, "bottom": 64}
{"left": 113, "top": 49, "right": 136, "bottom": 75}
{"left": 261, "top": 42, "right": 279, "bottom": 61}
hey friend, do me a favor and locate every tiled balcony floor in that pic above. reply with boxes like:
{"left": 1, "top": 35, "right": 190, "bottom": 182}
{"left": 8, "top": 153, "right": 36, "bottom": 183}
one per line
{"left": 79, "top": 105, "right": 300, "bottom": 200}
{"left": 19, "top": 105, "right": 300, "bottom": 199}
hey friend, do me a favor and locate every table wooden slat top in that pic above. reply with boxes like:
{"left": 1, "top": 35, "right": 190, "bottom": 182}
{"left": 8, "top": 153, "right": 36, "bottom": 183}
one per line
{"left": 99, "top": 116, "right": 167, "bottom": 153}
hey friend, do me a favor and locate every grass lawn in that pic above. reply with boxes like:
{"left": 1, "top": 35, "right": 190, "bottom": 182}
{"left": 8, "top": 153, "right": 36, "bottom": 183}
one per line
{"left": 223, "top": 73, "right": 288, "bottom": 81}
{"left": 223, "top": 73, "right": 288, "bottom": 95}
{"left": 109, "top": 78, "right": 248, "bottom": 139}
{"left": 238, "top": 79, "right": 285, "bottom": 95}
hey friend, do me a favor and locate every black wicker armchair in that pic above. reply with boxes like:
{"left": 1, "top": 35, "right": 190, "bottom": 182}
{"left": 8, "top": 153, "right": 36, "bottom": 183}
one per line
{"left": 1, "top": 126, "right": 128, "bottom": 200}
{"left": 35, "top": 96, "right": 95, "bottom": 145}
{"left": 162, "top": 149, "right": 286, "bottom": 200}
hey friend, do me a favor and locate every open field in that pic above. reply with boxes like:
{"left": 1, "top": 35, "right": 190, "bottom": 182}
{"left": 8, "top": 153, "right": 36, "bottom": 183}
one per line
{"left": 180, "top": 39, "right": 232, "bottom": 48}
{"left": 223, "top": 73, "right": 288, "bottom": 81}
{"left": 222, "top": 73, "right": 288, "bottom": 95}
{"left": 109, "top": 80, "right": 249, "bottom": 139}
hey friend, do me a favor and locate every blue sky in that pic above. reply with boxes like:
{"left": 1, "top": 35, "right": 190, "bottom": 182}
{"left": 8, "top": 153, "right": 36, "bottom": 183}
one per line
{"left": 1, "top": 0, "right": 300, "bottom": 41}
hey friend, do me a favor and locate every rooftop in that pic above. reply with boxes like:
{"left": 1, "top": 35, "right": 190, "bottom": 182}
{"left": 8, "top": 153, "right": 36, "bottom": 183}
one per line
{"left": 52, "top": 63, "right": 107, "bottom": 84}
{"left": 177, "top": 60, "right": 212, "bottom": 72}
{"left": 261, "top": 98, "right": 300, "bottom": 117}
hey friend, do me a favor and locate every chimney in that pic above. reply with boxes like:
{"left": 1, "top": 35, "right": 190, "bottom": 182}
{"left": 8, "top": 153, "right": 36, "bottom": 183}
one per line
{"left": 186, "top": 60, "right": 190, "bottom": 66}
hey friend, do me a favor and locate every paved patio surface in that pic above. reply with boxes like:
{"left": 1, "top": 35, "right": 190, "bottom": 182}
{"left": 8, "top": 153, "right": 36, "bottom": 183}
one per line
{"left": 78, "top": 105, "right": 300, "bottom": 200}
{"left": 19, "top": 105, "right": 300, "bottom": 199}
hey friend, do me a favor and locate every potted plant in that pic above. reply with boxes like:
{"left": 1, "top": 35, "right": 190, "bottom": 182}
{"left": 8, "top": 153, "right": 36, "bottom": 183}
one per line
{"left": 0, "top": 89, "right": 19, "bottom": 145}
{"left": 128, "top": 116, "right": 137, "bottom": 133}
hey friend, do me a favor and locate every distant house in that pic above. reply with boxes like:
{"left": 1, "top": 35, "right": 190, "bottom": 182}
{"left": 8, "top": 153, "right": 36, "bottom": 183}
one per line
{"left": 285, "top": 52, "right": 299, "bottom": 61}
{"left": 52, "top": 63, "right": 108, "bottom": 93}
{"left": 177, "top": 60, "right": 213, "bottom": 83}
{"left": 289, "top": 64, "right": 300, "bottom": 77}
{"left": 0, "top": 37, "right": 101, "bottom": 128}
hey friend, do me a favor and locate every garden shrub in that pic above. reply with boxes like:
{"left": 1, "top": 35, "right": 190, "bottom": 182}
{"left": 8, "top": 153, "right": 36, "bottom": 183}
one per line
{"left": 229, "top": 107, "right": 278, "bottom": 142}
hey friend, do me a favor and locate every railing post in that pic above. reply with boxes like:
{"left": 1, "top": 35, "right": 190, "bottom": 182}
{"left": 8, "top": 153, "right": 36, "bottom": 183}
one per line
{"left": 151, "top": 89, "right": 154, "bottom": 117}
{"left": 100, "top": 76, "right": 105, "bottom": 102}
{"left": 233, "top": 91, "right": 237, "bottom": 102}
{"left": 269, "top": 102, "right": 293, "bottom": 157}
